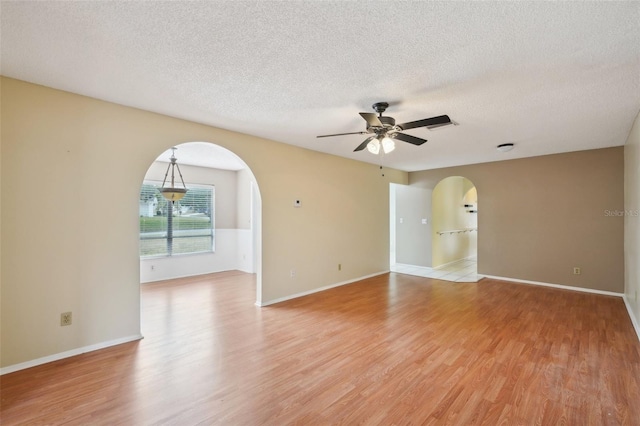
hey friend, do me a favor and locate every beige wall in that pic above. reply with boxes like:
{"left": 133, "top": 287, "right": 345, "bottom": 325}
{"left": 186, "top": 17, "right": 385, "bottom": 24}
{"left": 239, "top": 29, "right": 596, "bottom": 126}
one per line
{"left": 0, "top": 78, "right": 407, "bottom": 368}
{"left": 624, "top": 111, "right": 640, "bottom": 329}
{"left": 431, "top": 176, "right": 477, "bottom": 267}
{"left": 410, "top": 147, "right": 624, "bottom": 293}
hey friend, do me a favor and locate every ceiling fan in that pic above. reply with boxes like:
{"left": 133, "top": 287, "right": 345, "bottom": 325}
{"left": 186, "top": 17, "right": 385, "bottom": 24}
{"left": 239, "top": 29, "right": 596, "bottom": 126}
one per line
{"left": 317, "top": 102, "right": 453, "bottom": 154}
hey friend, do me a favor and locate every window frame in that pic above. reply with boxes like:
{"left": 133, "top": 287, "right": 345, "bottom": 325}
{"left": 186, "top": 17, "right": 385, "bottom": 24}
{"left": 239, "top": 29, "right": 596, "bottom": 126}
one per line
{"left": 139, "top": 180, "right": 215, "bottom": 258}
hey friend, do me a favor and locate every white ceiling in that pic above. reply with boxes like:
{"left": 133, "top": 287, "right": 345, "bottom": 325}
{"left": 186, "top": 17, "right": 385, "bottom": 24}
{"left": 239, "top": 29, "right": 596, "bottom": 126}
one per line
{"left": 155, "top": 143, "right": 247, "bottom": 171}
{"left": 1, "top": 1, "right": 639, "bottom": 172}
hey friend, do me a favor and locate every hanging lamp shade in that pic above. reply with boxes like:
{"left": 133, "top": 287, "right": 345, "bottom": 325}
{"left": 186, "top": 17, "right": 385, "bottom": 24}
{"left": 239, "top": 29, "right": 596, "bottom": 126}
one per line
{"left": 367, "top": 138, "right": 381, "bottom": 155}
{"left": 160, "top": 147, "right": 188, "bottom": 201}
{"left": 159, "top": 186, "right": 187, "bottom": 201}
{"left": 381, "top": 136, "right": 395, "bottom": 153}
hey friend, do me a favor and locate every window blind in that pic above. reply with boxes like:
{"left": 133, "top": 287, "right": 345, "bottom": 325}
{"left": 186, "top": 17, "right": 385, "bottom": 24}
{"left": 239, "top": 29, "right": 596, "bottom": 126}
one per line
{"left": 139, "top": 181, "right": 215, "bottom": 257}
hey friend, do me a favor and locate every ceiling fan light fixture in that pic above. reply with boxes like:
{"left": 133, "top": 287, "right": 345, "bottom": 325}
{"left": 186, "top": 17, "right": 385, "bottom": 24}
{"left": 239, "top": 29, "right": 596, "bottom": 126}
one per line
{"left": 367, "top": 138, "right": 381, "bottom": 154}
{"left": 381, "top": 137, "right": 395, "bottom": 153}
{"left": 318, "top": 102, "right": 452, "bottom": 153}
{"left": 497, "top": 143, "right": 515, "bottom": 152}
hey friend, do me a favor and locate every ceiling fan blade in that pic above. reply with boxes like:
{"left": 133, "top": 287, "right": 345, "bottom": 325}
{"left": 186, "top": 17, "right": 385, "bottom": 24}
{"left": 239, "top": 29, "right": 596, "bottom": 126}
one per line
{"left": 317, "top": 131, "right": 369, "bottom": 138}
{"left": 354, "top": 136, "right": 377, "bottom": 152}
{"left": 397, "top": 115, "right": 451, "bottom": 131}
{"left": 424, "top": 122, "right": 453, "bottom": 130}
{"left": 359, "top": 112, "right": 383, "bottom": 127}
{"left": 395, "top": 133, "right": 428, "bottom": 146}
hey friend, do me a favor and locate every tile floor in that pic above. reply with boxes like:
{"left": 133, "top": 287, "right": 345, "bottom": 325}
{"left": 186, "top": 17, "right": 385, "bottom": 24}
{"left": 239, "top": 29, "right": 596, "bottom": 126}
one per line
{"left": 391, "top": 257, "right": 481, "bottom": 282}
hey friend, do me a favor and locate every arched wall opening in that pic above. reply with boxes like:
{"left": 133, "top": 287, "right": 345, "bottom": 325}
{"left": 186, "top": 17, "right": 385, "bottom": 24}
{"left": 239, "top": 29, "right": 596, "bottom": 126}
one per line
{"left": 432, "top": 176, "right": 478, "bottom": 268}
{"left": 138, "top": 141, "right": 262, "bottom": 304}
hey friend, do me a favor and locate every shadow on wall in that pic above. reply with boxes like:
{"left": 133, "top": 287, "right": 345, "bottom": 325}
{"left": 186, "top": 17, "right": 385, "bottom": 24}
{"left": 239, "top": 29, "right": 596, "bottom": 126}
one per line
{"left": 432, "top": 176, "right": 477, "bottom": 268}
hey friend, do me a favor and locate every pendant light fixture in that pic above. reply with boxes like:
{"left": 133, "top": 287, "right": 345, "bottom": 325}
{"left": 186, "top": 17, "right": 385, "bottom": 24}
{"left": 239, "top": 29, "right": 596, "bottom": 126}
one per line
{"left": 159, "top": 147, "right": 188, "bottom": 201}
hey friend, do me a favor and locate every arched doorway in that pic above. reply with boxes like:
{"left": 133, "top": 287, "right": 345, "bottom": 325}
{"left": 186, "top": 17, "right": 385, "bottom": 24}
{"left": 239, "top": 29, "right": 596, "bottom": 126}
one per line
{"left": 138, "top": 141, "right": 262, "bottom": 303}
{"left": 431, "top": 176, "right": 478, "bottom": 280}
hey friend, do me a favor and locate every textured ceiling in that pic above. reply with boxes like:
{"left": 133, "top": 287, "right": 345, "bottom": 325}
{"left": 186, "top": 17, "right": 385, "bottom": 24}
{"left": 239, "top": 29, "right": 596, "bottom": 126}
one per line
{"left": 1, "top": 1, "right": 639, "bottom": 171}
{"left": 155, "top": 143, "right": 247, "bottom": 171}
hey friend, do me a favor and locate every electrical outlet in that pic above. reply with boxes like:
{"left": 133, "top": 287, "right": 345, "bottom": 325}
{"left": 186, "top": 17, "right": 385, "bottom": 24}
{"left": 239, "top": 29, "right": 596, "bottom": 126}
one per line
{"left": 60, "top": 312, "right": 72, "bottom": 326}
{"left": 290, "top": 269, "right": 296, "bottom": 278}
{"left": 338, "top": 263, "right": 342, "bottom": 271}
{"left": 573, "top": 267, "right": 581, "bottom": 275}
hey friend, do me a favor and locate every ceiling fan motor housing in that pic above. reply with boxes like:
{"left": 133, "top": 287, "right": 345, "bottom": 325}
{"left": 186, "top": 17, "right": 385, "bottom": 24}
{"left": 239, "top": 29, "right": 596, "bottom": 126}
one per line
{"left": 370, "top": 103, "right": 396, "bottom": 131}
{"left": 372, "top": 102, "right": 389, "bottom": 114}
{"left": 367, "top": 116, "right": 396, "bottom": 133}
{"left": 379, "top": 116, "right": 395, "bottom": 127}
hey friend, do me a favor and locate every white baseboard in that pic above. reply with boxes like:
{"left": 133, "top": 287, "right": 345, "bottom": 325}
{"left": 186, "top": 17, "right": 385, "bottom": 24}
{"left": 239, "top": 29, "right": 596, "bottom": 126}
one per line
{"left": 481, "top": 274, "right": 624, "bottom": 298}
{"left": 393, "top": 263, "right": 433, "bottom": 271}
{"left": 257, "top": 271, "right": 388, "bottom": 307}
{"left": 140, "top": 229, "right": 246, "bottom": 283}
{"left": 433, "top": 255, "right": 477, "bottom": 271}
{"left": 0, "top": 334, "right": 143, "bottom": 375}
{"left": 481, "top": 275, "right": 639, "bottom": 342}
{"left": 623, "top": 295, "right": 640, "bottom": 342}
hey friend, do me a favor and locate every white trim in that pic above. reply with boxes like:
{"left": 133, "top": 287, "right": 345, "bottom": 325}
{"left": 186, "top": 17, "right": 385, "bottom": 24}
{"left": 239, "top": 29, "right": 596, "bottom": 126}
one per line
{"left": 433, "top": 255, "right": 477, "bottom": 271}
{"left": 256, "top": 271, "right": 389, "bottom": 307}
{"left": 481, "top": 274, "right": 623, "bottom": 298}
{"left": 623, "top": 295, "right": 640, "bottom": 342}
{"left": 393, "top": 263, "right": 434, "bottom": 272}
{"left": 140, "top": 229, "right": 241, "bottom": 283}
{"left": 481, "top": 275, "right": 639, "bottom": 342}
{"left": 0, "top": 334, "right": 143, "bottom": 375}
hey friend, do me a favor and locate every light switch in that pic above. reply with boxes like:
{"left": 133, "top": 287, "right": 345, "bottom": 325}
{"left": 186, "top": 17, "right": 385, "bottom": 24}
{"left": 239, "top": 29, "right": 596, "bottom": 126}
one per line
{"left": 399, "top": 218, "right": 404, "bottom": 224}
{"left": 422, "top": 219, "right": 428, "bottom": 224}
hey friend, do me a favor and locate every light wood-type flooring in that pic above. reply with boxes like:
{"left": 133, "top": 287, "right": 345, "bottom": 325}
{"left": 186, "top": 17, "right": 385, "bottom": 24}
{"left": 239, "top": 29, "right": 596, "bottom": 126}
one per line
{"left": 2, "top": 271, "right": 640, "bottom": 424}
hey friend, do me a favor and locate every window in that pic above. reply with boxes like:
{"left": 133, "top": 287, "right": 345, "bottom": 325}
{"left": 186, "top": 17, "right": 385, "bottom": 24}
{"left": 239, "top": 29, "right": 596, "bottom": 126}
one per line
{"left": 139, "top": 181, "right": 215, "bottom": 257}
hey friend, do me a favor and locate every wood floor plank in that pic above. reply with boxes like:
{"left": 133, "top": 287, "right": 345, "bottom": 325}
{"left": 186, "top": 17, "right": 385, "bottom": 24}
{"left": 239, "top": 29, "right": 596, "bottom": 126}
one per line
{"left": 1, "top": 271, "right": 639, "bottom": 425}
